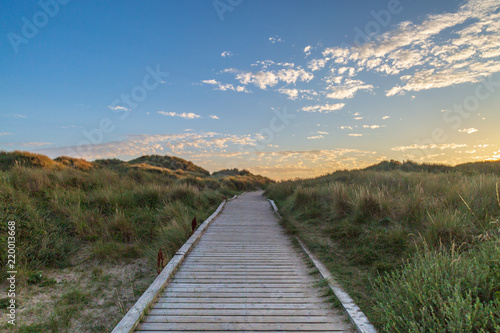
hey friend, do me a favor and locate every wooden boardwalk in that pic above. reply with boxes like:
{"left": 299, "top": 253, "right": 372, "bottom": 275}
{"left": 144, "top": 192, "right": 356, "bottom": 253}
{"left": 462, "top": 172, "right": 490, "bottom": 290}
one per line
{"left": 134, "top": 191, "right": 352, "bottom": 332}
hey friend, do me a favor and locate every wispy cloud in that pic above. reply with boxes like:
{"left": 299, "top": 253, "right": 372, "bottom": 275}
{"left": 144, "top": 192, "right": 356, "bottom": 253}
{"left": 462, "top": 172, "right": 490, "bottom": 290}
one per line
{"left": 158, "top": 111, "right": 201, "bottom": 119}
{"left": 269, "top": 36, "right": 284, "bottom": 44}
{"left": 308, "top": 58, "right": 329, "bottom": 71}
{"left": 3, "top": 114, "right": 26, "bottom": 118}
{"left": 39, "top": 132, "right": 264, "bottom": 160}
{"left": 348, "top": 133, "right": 363, "bottom": 137}
{"left": 301, "top": 103, "right": 345, "bottom": 113}
{"left": 307, "top": 135, "right": 324, "bottom": 140}
{"left": 201, "top": 79, "right": 250, "bottom": 93}
{"left": 458, "top": 128, "right": 478, "bottom": 134}
{"left": 225, "top": 67, "right": 313, "bottom": 90}
{"left": 199, "top": 0, "right": 500, "bottom": 122}
{"left": 189, "top": 148, "right": 381, "bottom": 180}
{"left": 326, "top": 78, "right": 374, "bottom": 100}
{"left": 209, "top": 115, "right": 220, "bottom": 120}
{"left": 304, "top": 45, "right": 312, "bottom": 57}
{"left": 0, "top": 132, "right": 13, "bottom": 137}
{"left": 1, "top": 142, "right": 52, "bottom": 147}
{"left": 277, "top": 88, "right": 299, "bottom": 100}
{"left": 391, "top": 143, "right": 468, "bottom": 151}
{"left": 363, "top": 125, "right": 384, "bottom": 129}
{"left": 108, "top": 105, "right": 130, "bottom": 112}
{"left": 221, "top": 51, "right": 233, "bottom": 58}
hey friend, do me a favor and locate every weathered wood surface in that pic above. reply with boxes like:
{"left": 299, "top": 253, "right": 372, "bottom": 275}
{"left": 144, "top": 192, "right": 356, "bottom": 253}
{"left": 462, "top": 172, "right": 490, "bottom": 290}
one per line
{"left": 134, "top": 191, "right": 352, "bottom": 332}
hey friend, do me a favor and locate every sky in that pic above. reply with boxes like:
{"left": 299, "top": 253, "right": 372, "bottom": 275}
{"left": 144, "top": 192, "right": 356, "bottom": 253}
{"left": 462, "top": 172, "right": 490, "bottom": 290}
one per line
{"left": 1, "top": 0, "right": 499, "bottom": 180}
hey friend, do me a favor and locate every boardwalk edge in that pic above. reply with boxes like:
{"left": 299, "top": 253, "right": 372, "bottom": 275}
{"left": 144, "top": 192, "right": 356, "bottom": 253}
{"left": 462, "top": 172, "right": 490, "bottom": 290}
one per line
{"left": 267, "top": 198, "right": 377, "bottom": 333}
{"left": 111, "top": 199, "right": 227, "bottom": 333}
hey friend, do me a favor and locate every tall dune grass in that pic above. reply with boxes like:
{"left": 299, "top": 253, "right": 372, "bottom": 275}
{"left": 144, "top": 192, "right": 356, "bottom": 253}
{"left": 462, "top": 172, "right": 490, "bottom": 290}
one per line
{"left": 0, "top": 162, "right": 270, "bottom": 277}
{"left": 265, "top": 168, "right": 500, "bottom": 331}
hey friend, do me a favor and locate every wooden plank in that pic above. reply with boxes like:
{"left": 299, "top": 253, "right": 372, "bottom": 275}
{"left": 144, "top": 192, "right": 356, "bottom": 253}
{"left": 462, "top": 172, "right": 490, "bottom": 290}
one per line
{"left": 142, "top": 315, "right": 344, "bottom": 323}
{"left": 136, "top": 322, "right": 349, "bottom": 331}
{"left": 156, "top": 297, "right": 325, "bottom": 303}
{"left": 136, "top": 331, "right": 351, "bottom": 333}
{"left": 171, "top": 273, "right": 308, "bottom": 278}
{"left": 147, "top": 308, "right": 338, "bottom": 317}
{"left": 151, "top": 303, "right": 333, "bottom": 310}
{"left": 161, "top": 292, "right": 315, "bottom": 298}
{"left": 171, "top": 275, "right": 308, "bottom": 279}
{"left": 165, "top": 283, "right": 308, "bottom": 289}
{"left": 164, "top": 287, "right": 308, "bottom": 293}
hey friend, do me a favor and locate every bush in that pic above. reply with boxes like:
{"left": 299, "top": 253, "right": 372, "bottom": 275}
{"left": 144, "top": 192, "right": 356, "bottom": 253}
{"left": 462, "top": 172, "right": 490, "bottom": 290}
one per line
{"left": 372, "top": 235, "right": 500, "bottom": 332}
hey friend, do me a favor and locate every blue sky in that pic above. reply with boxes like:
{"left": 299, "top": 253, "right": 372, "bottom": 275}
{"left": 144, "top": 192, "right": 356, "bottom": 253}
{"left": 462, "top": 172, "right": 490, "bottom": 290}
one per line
{"left": 1, "top": 0, "right": 499, "bottom": 179}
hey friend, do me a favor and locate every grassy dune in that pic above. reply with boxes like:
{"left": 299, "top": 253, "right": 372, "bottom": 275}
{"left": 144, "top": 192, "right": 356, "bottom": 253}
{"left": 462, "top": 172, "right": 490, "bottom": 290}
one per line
{"left": 265, "top": 162, "right": 500, "bottom": 332}
{"left": 0, "top": 151, "right": 271, "bottom": 332}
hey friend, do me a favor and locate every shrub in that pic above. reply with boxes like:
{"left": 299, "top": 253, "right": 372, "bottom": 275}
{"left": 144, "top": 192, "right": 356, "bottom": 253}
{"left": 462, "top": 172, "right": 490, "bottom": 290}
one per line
{"left": 372, "top": 235, "right": 500, "bottom": 332}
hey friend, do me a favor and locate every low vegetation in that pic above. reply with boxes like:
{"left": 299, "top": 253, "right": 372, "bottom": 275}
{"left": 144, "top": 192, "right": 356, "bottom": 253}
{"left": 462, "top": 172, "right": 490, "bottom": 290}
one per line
{"left": 0, "top": 150, "right": 271, "bottom": 332}
{"left": 265, "top": 160, "right": 500, "bottom": 332}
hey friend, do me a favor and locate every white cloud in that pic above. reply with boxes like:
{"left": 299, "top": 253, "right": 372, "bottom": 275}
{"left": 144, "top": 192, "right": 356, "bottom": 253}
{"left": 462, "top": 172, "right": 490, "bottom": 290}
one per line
{"left": 209, "top": 115, "right": 220, "bottom": 120}
{"left": 277, "top": 88, "right": 299, "bottom": 100}
{"left": 308, "top": 58, "right": 329, "bottom": 71}
{"left": 326, "top": 78, "right": 374, "bottom": 99}
{"left": 40, "top": 132, "right": 265, "bottom": 161}
{"left": 307, "top": 135, "right": 324, "bottom": 140}
{"left": 363, "top": 125, "right": 384, "bottom": 129}
{"left": 317, "top": 131, "right": 329, "bottom": 135}
{"left": 391, "top": 143, "right": 467, "bottom": 151}
{"left": 269, "top": 36, "right": 284, "bottom": 44}
{"left": 158, "top": 111, "right": 201, "bottom": 119}
{"left": 1, "top": 142, "right": 52, "bottom": 147}
{"left": 458, "top": 128, "right": 478, "bottom": 134}
{"left": 382, "top": 116, "right": 390, "bottom": 120}
{"left": 340, "top": 126, "right": 353, "bottom": 130}
{"left": 301, "top": 103, "right": 345, "bottom": 113}
{"left": 3, "top": 114, "right": 27, "bottom": 118}
{"left": 304, "top": 45, "right": 312, "bottom": 56}
{"left": 337, "top": 67, "right": 356, "bottom": 76}
{"left": 311, "top": 0, "right": 500, "bottom": 98}
{"left": 108, "top": 105, "right": 130, "bottom": 112}
{"left": 226, "top": 68, "right": 313, "bottom": 90}
{"left": 252, "top": 60, "right": 276, "bottom": 69}
{"left": 0, "top": 132, "right": 13, "bottom": 137}
{"left": 348, "top": 134, "right": 363, "bottom": 137}
{"left": 201, "top": 79, "right": 250, "bottom": 93}
{"left": 221, "top": 51, "right": 233, "bottom": 58}
{"left": 375, "top": 0, "right": 500, "bottom": 95}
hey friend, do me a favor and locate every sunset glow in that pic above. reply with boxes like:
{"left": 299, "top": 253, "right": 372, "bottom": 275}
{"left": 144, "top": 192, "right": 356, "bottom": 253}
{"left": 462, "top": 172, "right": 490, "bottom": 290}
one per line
{"left": 1, "top": 0, "right": 499, "bottom": 179}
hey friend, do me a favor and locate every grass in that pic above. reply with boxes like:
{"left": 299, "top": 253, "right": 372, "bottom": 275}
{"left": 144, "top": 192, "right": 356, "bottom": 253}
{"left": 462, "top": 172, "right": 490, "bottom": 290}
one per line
{"left": 0, "top": 150, "right": 272, "bottom": 331}
{"left": 265, "top": 162, "right": 500, "bottom": 332}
